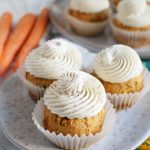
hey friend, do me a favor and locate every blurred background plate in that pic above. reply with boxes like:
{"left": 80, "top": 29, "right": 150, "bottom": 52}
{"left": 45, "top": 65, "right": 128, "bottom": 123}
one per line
{"left": 50, "top": 0, "right": 150, "bottom": 59}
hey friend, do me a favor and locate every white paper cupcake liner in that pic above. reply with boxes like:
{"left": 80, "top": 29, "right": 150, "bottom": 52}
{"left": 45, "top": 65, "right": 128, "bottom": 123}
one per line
{"left": 67, "top": 14, "right": 108, "bottom": 36}
{"left": 107, "top": 69, "right": 150, "bottom": 110}
{"left": 32, "top": 99, "right": 116, "bottom": 150}
{"left": 17, "top": 65, "right": 46, "bottom": 101}
{"left": 110, "top": 17, "right": 150, "bottom": 48}
{"left": 24, "top": 80, "right": 45, "bottom": 101}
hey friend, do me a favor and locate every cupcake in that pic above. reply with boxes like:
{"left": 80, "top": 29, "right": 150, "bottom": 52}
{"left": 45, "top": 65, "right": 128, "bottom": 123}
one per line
{"left": 43, "top": 71, "right": 106, "bottom": 136}
{"left": 23, "top": 38, "right": 82, "bottom": 101}
{"left": 92, "top": 45, "right": 144, "bottom": 110}
{"left": 67, "top": 0, "right": 110, "bottom": 36}
{"left": 110, "top": 0, "right": 150, "bottom": 48}
{"left": 32, "top": 71, "right": 116, "bottom": 150}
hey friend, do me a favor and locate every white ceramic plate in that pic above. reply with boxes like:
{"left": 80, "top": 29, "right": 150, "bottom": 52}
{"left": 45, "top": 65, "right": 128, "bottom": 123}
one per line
{"left": 50, "top": 0, "right": 150, "bottom": 59}
{"left": 0, "top": 44, "right": 150, "bottom": 150}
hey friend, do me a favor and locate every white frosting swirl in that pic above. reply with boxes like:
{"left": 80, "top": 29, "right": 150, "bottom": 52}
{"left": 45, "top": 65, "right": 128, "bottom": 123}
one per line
{"left": 70, "top": 0, "right": 109, "bottom": 13}
{"left": 44, "top": 71, "right": 106, "bottom": 119}
{"left": 117, "top": 0, "right": 150, "bottom": 27}
{"left": 25, "top": 39, "right": 82, "bottom": 79}
{"left": 93, "top": 45, "right": 143, "bottom": 83}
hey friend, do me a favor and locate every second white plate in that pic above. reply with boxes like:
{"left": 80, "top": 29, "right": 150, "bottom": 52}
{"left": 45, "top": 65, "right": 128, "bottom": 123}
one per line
{"left": 50, "top": 0, "right": 150, "bottom": 59}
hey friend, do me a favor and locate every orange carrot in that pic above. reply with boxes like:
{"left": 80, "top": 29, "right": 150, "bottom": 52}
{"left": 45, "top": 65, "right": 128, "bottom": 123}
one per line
{"left": 13, "top": 8, "right": 49, "bottom": 71}
{"left": 0, "top": 13, "right": 36, "bottom": 76}
{"left": 0, "top": 12, "right": 12, "bottom": 61}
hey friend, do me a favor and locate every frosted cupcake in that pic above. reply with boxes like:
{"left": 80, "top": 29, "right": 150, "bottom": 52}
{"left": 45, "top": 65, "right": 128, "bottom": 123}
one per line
{"left": 23, "top": 39, "right": 82, "bottom": 101}
{"left": 32, "top": 71, "right": 116, "bottom": 149}
{"left": 110, "top": 0, "right": 150, "bottom": 48}
{"left": 147, "top": 0, "right": 150, "bottom": 5}
{"left": 92, "top": 45, "right": 144, "bottom": 110}
{"left": 68, "top": 0, "right": 110, "bottom": 36}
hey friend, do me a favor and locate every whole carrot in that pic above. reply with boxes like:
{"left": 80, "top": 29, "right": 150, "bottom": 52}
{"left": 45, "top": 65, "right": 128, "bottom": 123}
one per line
{"left": 13, "top": 8, "right": 49, "bottom": 71}
{"left": 0, "top": 13, "right": 36, "bottom": 76}
{"left": 0, "top": 12, "right": 12, "bottom": 61}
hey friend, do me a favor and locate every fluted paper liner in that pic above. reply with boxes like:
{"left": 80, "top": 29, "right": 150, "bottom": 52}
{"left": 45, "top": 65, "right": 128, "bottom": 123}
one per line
{"left": 110, "top": 18, "right": 150, "bottom": 48}
{"left": 107, "top": 69, "right": 150, "bottom": 110}
{"left": 17, "top": 64, "right": 46, "bottom": 101}
{"left": 67, "top": 14, "right": 108, "bottom": 36}
{"left": 32, "top": 99, "right": 116, "bottom": 150}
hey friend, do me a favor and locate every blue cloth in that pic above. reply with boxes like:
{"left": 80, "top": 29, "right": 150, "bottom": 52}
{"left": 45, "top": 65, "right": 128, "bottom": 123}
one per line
{"left": 142, "top": 60, "right": 150, "bottom": 70}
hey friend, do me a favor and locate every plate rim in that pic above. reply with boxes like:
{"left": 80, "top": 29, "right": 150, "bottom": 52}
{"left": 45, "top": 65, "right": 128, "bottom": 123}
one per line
{"left": 0, "top": 122, "right": 27, "bottom": 150}
{"left": 0, "top": 74, "right": 27, "bottom": 150}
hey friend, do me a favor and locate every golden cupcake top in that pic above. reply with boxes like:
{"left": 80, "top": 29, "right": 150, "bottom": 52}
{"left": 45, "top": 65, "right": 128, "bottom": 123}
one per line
{"left": 25, "top": 38, "right": 82, "bottom": 80}
{"left": 116, "top": 0, "right": 150, "bottom": 27}
{"left": 93, "top": 45, "right": 143, "bottom": 83}
{"left": 44, "top": 71, "right": 106, "bottom": 119}
{"left": 69, "top": 0, "right": 109, "bottom": 13}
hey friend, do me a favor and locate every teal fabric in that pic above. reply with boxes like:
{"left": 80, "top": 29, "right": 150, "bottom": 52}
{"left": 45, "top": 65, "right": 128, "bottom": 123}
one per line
{"left": 142, "top": 60, "right": 150, "bottom": 70}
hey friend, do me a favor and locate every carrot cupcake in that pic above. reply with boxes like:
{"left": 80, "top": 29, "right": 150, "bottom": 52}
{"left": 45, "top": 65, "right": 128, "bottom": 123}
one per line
{"left": 110, "top": 0, "right": 150, "bottom": 48}
{"left": 32, "top": 71, "right": 116, "bottom": 149}
{"left": 92, "top": 45, "right": 144, "bottom": 110}
{"left": 23, "top": 38, "right": 82, "bottom": 101}
{"left": 67, "top": 0, "right": 110, "bottom": 36}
